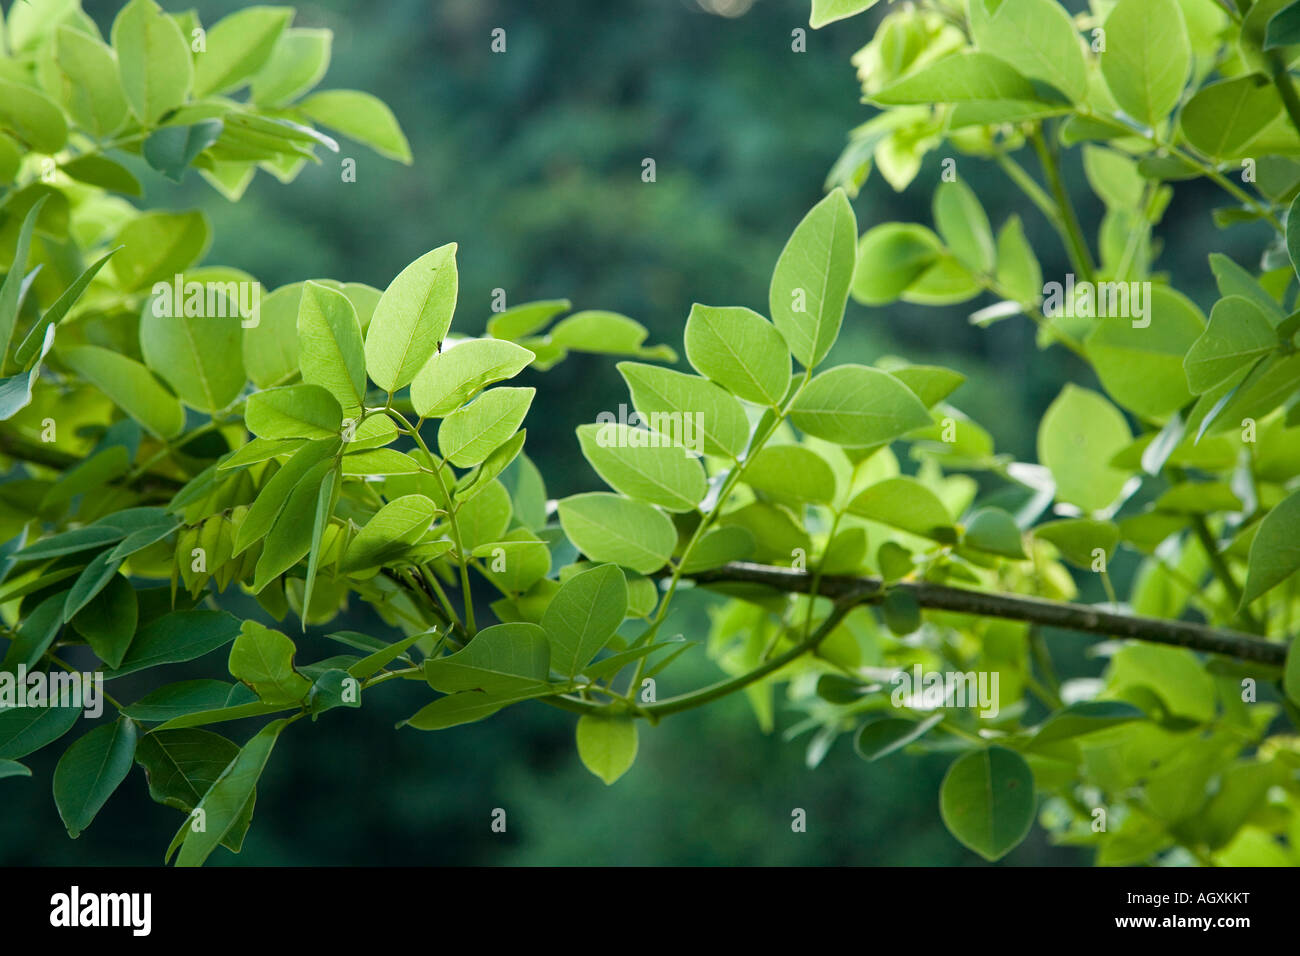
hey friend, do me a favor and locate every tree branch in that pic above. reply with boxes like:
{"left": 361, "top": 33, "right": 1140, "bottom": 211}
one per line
{"left": 0, "top": 428, "right": 184, "bottom": 495}
{"left": 686, "top": 562, "right": 1287, "bottom": 667}
{"left": 643, "top": 589, "right": 866, "bottom": 717}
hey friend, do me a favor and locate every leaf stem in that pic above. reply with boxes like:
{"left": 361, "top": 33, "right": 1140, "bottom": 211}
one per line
{"left": 385, "top": 409, "right": 477, "bottom": 635}
{"left": 1030, "top": 127, "right": 1096, "bottom": 283}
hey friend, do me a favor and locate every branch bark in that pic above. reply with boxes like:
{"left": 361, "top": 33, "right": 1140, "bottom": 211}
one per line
{"left": 686, "top": 562, "right": 1287, "bottom": 667}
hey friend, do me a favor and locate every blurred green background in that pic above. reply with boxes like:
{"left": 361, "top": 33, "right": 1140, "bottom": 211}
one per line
{"left": 3, "top": 0, "right": 1269, "bottom": 865}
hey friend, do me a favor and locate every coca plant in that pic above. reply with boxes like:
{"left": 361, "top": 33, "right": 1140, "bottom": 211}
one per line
{"left": 0, "top": 0, "right": 1297, "bottom": 867}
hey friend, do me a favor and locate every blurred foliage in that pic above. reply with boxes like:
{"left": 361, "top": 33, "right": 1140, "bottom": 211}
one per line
{"left": 1, "top": 0, "right": 1268, "bottom": 865}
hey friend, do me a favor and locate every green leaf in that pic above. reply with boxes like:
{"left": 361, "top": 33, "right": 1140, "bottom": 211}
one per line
{"left": 743, "top": 444, "right": 837, "bottom": 505}
{"left": 454, "top": 479, "right": 512, "bottom": 549}
{"left": 1184, "top": 296, "right": 1277, "bottom": 394}
{"left": 1241, "top": 488, "right": 1300, "bottom": 606}
{"left": 192, "top": 6, "right": 292, "bottom": 96}
{"left": 70, "top": 573, "right": 138, "bottom": 669}
{"left": 485, "top": 299, "right": 569, "bottom": 340}
{"left": 134, "top": 728, "right": 254, "bottom": 852}
{"left": 13, "top": 248, "right": 119, "bottom": 371}
{"left": 242, "top": 282, "right": 302, "bottom": 387}
{"left": 1286, "top": 194, "right": 1300, "bottom": 284}
{"left": 1107, "top": 643, "right": 1216, "bottom": 722}
{"left": 348, "top": 632, "right": 423, "bottom": 680}
{"left": 298, "top": 280, "right": 365, "bottom": 414}
{"left": 1267, "top": 0, "right": 1300, "bottom": 48}
{"left": 364, "top": 243, "right": 457, "bottom": 392}
{"left": 438, "top": 387, "right": 533, "bottom": 467}
{"left": 403, "top": 689, "right": 530, "bottom": 730}
{"left": 154, "top": 701, "right": 285, "bottom": 733}
{"left": 140, "top": 289, "right": 246, "bottom": 414}
{"left": 994, "top": 215, "right": 1043, "bottom": 306}
{"left": 235, "top": 439, "right": 338, "bottom": 554}
{"left": 342, "top": 493, "right": 437, "bottom": 574}
{"left": 53, "top": 717, "right": 137, "bottom": 837}
{"left": 301, "top": 468, "right": 339, "bottom": 620}
{"left": 457, "top": 430, "right": 527, "bottom": 504}
{"left": 2, "top": 592, "right": 65, "bottom": 671}
{"left": 51, "top": 26, "right": 129, "bottom": 138}
{"left": 847, "top": 476, "right": 955, "bottom": 542}
{"left": 855, "top": 713, "right": 944, "bottom": 761}
{"left": 411, "top": 338, "right": 534, "bottom": 418}
{"left": 341, "top": 448, "right": 422, "bottom": 476}
{"left": 14, "top": 526, "right": 124, "bottom": 562}
{"left": 251, "top": 27, "right": 332, "bottom": 106}
{"left": 122, "top": 681, "right": 256, "bottom": 722}
{"left": 873, "top": 52, "right": 1043, "bottom": 106}
{"left": 939, "top": 746, "right": 1036, "bottom": 861}
{"left": 881, "top": 588, "right": 921, "bottom": 636}
{"left": 851, "top": 223, "right": 942, "bottom": 305}
{"left": 902, "top": 254, "right": 982, "bottom": 305}
{"left": 0, "top": 340, "right": 51, "bottom": 420}
{"left": 1086, "top": 146, "right": 1155, "bottom": 210}
{"left": 576, "top": 423, "right": 707, "bottom": 512}
{"left": 963, "top": 507, "right": 1027, "bottom": 559}
{"left": 228, "top": 620, "right": 312, "bottom": 704}
{"left": 968, "top": 0, "right": 1088, "bottom": 100}
{"left": 253, "top": 459, "right": 332, "bottom": 592}
{"left": 789, "top": 365, "right": 932, "bottom": 446}
{"left": 175, "top": 718, "right": 290, "bottom": 866}
{"left": 104, "top": 610, "right": 242, "bottom": 679}
{"left": 111, "top": 0, "right": 193, "bottom": 124}
{"left": 1099, "top": 0, "right": 1190, "bottom": 127}
{"left": 1180, "top": 75, "right": 1282, "bottom": 158}
{"left": 143, "top": 120, "right": 223, "bottom": 181}
{"left": 678, "top": 525, "right": 755, "bottom": 573}
{"left": 0, "top": 704, "right": 81, "bottom": 760}
{"left": 809, "top": 0, "right": 880, "bottom": 28}
{"left": 575, "top": 715, "right": 638, "bottom": 785}
{"left": 683, "top": 304, "right": 791, "bottom": 406}
{"left": 0, "top": 78, "right": 68, "bottom": 153}
{"left": 246, "top": 384, "right": 343, "bottom": 440}
{"left": 889, "top": 364, "right": 966, "bottom": 408}
{"left": 305, "top": 668, "right": 361, "bottom": 716}
{"left": 557, "top": 493, "right": 677, "bottom": 574}
{"left": 1030, "top": 701, "right": 1146, "bottom": 746}
{"left": 220, "top": 437, "right": 306, "bottom": 473}
{"left": 1037, "top": 385, "right": 1132, "bottom": 514}
{"left": 0, "top": 760, "right": 31, "bottom": 781}
{"left": 617, "top": 362, "right": 750, "bottom": 460}
{"left": 542, "top": 563, "right": 628, "bottom": 679}
{"left": 0, "top": 568, "right": 81, "bottom": 605}
{"left": 111, "top": 210, "right": 211, "bottom": 292}
{"left": 0, "top": 197, "right": 47, "bottom": 365}
{"left": 297, "top": 89, "right": 412, "bottom": 163}
{"left": 424, "top": 622, "right": 552, "bottom": 695}
{"left": 58, "top": 346, "right": 185, "bottom": 439}
{"left": 933, "top": 180, "right": 994, "bottom": 275}
{"left": 769, "top": 188, "right": 857, "bottom": 369}
{"left": 1084, "top": 286, "right": 1204, "bottom": 419}
{"left": 547, "top": 311, "right": 672, "bottom": 361}
{"left": 42, "top": 446, "right": 130, "bottom": 512}
{"left": 1034, "top": 518, "right": 1119, "bottom": 569}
